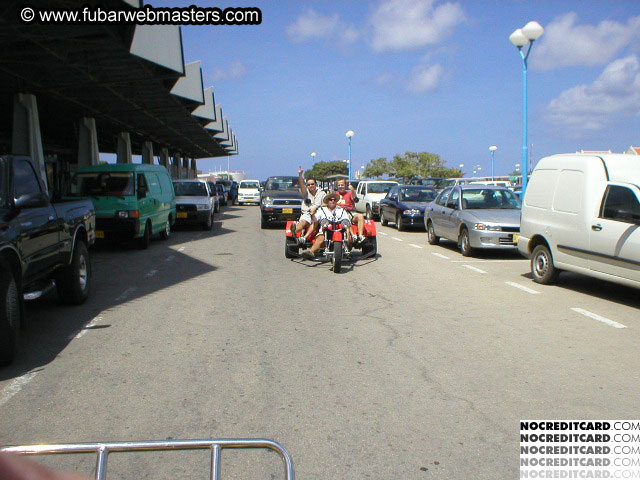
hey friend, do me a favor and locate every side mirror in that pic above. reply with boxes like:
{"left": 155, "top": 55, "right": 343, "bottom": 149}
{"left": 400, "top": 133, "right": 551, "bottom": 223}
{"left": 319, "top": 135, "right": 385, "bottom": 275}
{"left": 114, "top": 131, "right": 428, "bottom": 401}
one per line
{"left": 14, "top": 191, "right": 50, "bottom": 209}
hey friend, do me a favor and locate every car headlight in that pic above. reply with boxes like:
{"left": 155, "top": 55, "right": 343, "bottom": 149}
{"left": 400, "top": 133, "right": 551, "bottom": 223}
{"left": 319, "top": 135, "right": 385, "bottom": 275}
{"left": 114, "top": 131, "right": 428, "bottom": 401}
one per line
{"left": 341, "top": 218, "right": 352, "bottom": 229}
{"left": 474, "top": 223, "right": 501, "bottom": 231}
{"left": 403, "top": 209, "right": 421, "bottom": 215}
{"left": 262, "top": 196, "right": 273, "bottom": 206}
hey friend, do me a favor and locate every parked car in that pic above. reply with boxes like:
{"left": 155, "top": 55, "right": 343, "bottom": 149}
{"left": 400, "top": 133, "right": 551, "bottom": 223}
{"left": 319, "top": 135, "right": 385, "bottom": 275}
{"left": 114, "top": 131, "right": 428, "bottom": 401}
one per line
{"left": 354, "top": 180, "right": 398, "bottom": 220}
{"left": 172, "top": 179, "right": 216, "bottom": 230}
{"left": 425, "top": 185, "right": 521, "bottom": 256}
{"left": 260, "top": 176, "right": 303, "bottom": 228}
{"left": 207, "top": 181, "right": 221, "bottom": 212}
{"left": 214, "top": 183, "right": 227, "bottom": 206}
{"left": 1, "top": 155, "right": 96, "bottom": 365}
{"left": 238, "top": 179, "right": 261, "bottom": 205}
{"left": 216, "top": 179, "right": 236, "bottom": 205}
{"left": 230, "top": 181, "right": 239, "bottom": 205}
{"left": 518, "top": 153, "right": 640, "bottom": 289}
{"left": 379, "top": 185, "right": 437, "bottom": 231}
{"left": 70, "top": 163, "right": 175, "bottom": 248}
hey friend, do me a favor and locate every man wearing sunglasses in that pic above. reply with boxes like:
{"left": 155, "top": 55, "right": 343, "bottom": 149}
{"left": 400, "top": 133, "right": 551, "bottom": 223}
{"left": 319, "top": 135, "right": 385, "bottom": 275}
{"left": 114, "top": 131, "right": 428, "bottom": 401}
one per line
{"left": 300, "top": 192, "right": 350, "bottom": 259}
{"left": 291, "top": 167, "right": 326, "bottom": 244}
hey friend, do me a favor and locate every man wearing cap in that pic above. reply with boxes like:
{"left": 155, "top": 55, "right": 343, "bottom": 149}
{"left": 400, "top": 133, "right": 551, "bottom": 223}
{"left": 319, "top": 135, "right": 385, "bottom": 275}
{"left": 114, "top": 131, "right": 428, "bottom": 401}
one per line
{"left": 300, "top": 192, "right": 352, "bottom": 259}
{"left": 291, "top": 167, "right": 326, "bottom": 244}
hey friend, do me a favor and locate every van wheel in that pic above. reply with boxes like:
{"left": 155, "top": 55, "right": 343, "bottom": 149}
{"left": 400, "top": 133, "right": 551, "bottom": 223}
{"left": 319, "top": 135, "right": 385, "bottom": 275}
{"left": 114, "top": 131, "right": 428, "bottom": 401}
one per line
{"left": 531, "top": 244, "right": 559, "bottom": 284}
{"left": 0, "top": 270, "right": 21, "bottom": 366}
{"left": 56, "top": 241, "right": 91, "bottom": 305}
{"left": 138, "top": 221, "right": 151, "bottom": 249}
{"left": 459, "top": 228, "right": 474, "bottom": 257}
{"left": 160, "top": 216, "right": 171, "bottom": 240}
{"left": 203, "top": 211, "right": 213, "bottom": 231}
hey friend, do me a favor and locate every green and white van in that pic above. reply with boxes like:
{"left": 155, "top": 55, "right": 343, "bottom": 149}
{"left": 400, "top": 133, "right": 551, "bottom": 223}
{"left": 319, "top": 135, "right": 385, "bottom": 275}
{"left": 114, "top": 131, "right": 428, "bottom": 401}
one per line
{"left": 69, "top": 164, "right": 176, "bottom": 248}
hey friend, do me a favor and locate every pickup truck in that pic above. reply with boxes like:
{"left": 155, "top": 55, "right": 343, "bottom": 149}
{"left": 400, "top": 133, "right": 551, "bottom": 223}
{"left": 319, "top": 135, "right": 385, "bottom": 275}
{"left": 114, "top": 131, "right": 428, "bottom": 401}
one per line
{"left": 0, "top": 155, "right": 96, "bottom": 366}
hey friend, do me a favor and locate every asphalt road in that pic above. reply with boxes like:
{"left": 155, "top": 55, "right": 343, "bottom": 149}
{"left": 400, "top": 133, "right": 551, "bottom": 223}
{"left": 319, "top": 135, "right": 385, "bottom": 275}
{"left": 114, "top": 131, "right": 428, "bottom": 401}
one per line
{"left": 1, "top": 205, "right": 638, "bottom": 479}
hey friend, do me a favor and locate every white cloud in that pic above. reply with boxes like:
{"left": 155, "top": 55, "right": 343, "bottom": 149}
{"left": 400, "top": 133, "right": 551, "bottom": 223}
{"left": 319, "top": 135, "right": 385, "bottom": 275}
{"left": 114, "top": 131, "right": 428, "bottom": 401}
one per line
{"left": 545, "top": 55, "right": 640, "bottom": 132}
{"left": 209, "top": 60, "right": 248, "bottom": 82}
{"left": 370, "top": 0, "right": 465, "bottom": 52}
{"left": 533, "top": 13, "right": 640, "bottom": 70}
{"left": 408, "top": 63, "right": 444, "bottom": 93}
{"left": 286, "top": 9, "right": 359, "bottom": 44}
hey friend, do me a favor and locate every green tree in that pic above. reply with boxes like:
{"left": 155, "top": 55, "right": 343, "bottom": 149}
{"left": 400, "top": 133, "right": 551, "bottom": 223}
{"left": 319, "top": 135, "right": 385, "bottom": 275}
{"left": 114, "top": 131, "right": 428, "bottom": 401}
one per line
{"left": 363, "top": 157, "right": 388, "bottom": 178}
{"left": 305, "top": 160, "right": 347, "bottom": 180}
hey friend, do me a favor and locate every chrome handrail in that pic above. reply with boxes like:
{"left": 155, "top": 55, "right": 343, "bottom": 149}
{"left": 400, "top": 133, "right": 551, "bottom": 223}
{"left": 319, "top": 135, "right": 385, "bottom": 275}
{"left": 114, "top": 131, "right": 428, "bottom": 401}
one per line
{"left": 1, "top": 438, "right": 295, "bottom": 480}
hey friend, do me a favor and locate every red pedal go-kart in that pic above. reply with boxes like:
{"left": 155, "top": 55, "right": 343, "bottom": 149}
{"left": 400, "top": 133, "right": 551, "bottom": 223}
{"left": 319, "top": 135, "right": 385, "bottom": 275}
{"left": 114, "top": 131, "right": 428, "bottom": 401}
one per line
{"left": 285, "top": 217, "right": 377, "bottom": 273}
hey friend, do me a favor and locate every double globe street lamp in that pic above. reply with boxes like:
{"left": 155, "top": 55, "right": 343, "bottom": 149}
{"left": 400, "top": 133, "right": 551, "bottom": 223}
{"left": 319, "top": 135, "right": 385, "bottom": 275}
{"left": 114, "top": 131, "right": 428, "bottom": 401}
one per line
{"left": 509, "top": 21, "right": 544, "bottom": 194}
{"left": 489, "top": 145, "right": 498, "bottom": 181}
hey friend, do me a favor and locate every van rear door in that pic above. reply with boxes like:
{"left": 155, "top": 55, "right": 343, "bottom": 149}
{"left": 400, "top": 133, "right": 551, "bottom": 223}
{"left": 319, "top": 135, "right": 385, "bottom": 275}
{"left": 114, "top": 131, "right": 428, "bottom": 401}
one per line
{"left": 589, "top": 184, "right": 640, "bottom": 283}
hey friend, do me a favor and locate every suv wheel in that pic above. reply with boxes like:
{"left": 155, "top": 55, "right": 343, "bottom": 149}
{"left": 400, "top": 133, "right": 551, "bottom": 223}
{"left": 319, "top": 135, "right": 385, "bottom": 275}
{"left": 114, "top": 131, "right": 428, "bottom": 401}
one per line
{"left": 0, "top": 270, "right": 20, "bottom": 366}
{"left": 57, "top": 240, "right": 91, "bottom": 305}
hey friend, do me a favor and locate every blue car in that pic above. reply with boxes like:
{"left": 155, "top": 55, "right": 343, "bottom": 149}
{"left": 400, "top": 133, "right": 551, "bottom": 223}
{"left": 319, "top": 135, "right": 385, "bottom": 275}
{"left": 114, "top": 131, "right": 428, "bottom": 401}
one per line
{"left": 379, "top": 185, "right": 437, "bottom": 231}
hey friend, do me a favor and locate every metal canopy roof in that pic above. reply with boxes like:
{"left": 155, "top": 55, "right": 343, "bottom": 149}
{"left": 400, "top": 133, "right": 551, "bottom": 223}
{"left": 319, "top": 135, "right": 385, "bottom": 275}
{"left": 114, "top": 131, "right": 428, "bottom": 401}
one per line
{"left": 0, "top": 0, "right": 236, "bottom": 159}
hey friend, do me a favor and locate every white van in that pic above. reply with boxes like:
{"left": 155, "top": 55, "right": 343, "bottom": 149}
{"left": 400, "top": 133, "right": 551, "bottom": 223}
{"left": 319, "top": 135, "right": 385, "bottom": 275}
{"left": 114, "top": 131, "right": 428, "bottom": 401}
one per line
{"left": 517, "top": 153, "right": 640, "bottom": 289}
{"left": 354, "top": 180, "right": 398, "bottom": 219}
{"left": 238, "top": 179, "right": 261, "bottom": 205}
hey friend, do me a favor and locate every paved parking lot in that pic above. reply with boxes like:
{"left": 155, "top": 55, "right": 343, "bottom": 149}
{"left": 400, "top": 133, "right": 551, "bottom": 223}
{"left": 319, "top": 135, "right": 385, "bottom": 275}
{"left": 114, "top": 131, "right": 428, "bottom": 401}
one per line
{"left": 1, "top": 206, "right": 638, "bottom": 479}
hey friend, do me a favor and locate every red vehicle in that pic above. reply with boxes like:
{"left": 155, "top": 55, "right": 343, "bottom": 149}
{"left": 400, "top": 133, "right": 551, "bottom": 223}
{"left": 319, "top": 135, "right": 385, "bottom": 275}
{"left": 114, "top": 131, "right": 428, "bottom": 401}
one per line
{"left": 284, "top": 218, "right": 377, "bottom": 273}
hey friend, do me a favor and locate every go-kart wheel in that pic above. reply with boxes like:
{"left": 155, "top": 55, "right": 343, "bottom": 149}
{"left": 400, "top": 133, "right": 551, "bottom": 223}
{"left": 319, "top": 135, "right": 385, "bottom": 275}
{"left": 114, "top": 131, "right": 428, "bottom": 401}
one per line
{"left": 362, "top": 237, "right": 377, "bottom": 257}
{"left": 332, "top": 244, "right": 343, "bottom": 273}
{"left": 285, "top": 238, "right": 298, "bottom": 259}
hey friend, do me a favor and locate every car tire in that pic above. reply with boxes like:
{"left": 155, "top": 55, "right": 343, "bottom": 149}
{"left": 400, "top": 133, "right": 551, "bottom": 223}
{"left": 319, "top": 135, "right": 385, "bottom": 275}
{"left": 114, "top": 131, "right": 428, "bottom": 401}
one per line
{"left": 56, "top": 240, "right": 91, "bottom": 305}
{"left": 214, "top": 202, "right": 220, "bottom": 213}
{"left": 332, "top": 244, "right": 342, "bottom": 273}
{"left": 203, "top": 211, "right": 213, "bottom": 231}
{"left": 427, "top": 221, "right": 439, "bottom": 245}
{"left": 160, "top": 216, "right": 171, "bottom": 240}
{"left": 531, "top": 244, "right": 559, "bottom": 285}
{"left": 396, "top": 213, "right": 405, "bottom": 231}
{"left": 380, "top": 210, "right": 389, "bottom": 226}
{"left": 365, "top": 205, "right": 373, "bottom": 220}
{"left": 138, "top": 221, "right": 151, "bottom": 249}
{"left": 459, "top": 228, "right": 474, "bottom": 257}
{"left": 0, "top": 269, "right": 21, "bottom": 366}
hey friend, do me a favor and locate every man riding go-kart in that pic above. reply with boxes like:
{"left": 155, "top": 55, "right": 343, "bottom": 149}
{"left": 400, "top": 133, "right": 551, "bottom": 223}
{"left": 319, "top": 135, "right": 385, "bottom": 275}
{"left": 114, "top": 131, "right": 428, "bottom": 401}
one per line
{"left": 285, "top": 193, "right": 377, "bottom": 272}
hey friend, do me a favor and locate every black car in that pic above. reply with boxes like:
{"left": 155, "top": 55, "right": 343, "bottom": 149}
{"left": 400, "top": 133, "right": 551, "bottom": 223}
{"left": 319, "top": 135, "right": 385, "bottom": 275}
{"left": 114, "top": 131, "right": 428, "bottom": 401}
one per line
{"left": 214, "top": 183, "right": 227, "bottom": 206}
{"left": 379, "top": 185, "right": 437, "bottom": 231}
{"left": 260, "top": 176, "right": 303, "bottom": 228}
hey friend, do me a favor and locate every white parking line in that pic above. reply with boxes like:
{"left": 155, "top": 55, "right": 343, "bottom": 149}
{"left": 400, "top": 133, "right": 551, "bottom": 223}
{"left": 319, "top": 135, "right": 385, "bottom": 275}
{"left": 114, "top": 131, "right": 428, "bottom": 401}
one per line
{"left": 392, "top": 237, "right": 403, "bottom": 242}
{"left": 431, "top": 252, "right": 450, "bottom": 260}
{"left": 570, "top": 308, "right": 627, "bottom": 329}
{"left": 116, "top": 286, "right": 137, "bottom": 302}
{"left": 462, "top": 264, "right": 487, "bottom": 274}
{"left": 68, "top": 315, "right": 104, "bottom": 340}
{"left": 409, "top": 244, "right": 423, "bottom": 249}
{"left": 0, "top": 371, "right": 38, "bottom": 407}
{"left": 145, "top": 270, "right": 158, "bottom": 278}
{"left": 505, "top": 281, "right": 540, "bottom": 295}
{"left": 178, "top": 246, "right": 186, "bottom": 252}
{"left": 379, "top": 232, "right": 388, "bottom": 236}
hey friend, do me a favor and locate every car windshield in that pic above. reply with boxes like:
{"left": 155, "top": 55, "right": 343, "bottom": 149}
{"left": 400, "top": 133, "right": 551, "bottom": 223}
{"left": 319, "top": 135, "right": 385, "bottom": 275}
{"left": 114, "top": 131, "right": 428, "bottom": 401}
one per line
{"left": 240, "top": 181, "right": 260, "bottom": 189}
{"left": 461, "top": 188, "right": 521, "bottom": 209}
{"left": 368, "top": 183, "right": 395, "bottom": 194}
{"left": 70, "top": 172, "right": 135, "bottom": 197}
{"left": 265, "top": 177, "right": 299, "bottom": 191}
{"left": 399, "top": 188, "right": 437, "bottom": 202}
{"left": 173, "top": 181, "right": 208, "bottom": 196}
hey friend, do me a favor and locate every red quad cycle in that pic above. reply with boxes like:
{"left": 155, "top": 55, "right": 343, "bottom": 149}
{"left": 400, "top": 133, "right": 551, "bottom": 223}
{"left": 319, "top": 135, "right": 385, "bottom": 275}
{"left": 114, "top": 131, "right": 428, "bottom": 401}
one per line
{"left": 284, "top": 217, "right": 377, "bottom": 273}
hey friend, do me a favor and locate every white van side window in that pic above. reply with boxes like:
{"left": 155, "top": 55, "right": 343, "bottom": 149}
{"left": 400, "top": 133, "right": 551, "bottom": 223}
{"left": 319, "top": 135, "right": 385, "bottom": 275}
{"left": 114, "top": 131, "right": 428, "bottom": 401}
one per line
{"left": 524, "top": 169, "right": 558, "bottom": 209}
{"left": 552, "top": 170, "right": 583, "bottom": 214}
{"left": 600, "top": 185, "right": 640, "bottom": 223}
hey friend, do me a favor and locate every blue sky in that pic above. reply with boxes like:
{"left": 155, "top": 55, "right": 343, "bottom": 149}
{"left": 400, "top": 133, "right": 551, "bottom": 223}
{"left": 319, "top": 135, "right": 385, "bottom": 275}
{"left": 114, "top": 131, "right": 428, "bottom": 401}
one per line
{"left": 155, "top": 0, "right": 640, "bottom": 179}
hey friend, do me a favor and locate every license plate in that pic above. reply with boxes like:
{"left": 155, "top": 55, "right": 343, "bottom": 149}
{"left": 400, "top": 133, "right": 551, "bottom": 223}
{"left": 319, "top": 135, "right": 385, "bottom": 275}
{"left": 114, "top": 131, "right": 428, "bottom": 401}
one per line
{"left": 513, "top": 234, "right": 520, "bottom": 243}
{"left": 95, "top": 230, "right": 104, "bottom": 239}
{"left": 282, "top": 208, "right": 293, "bottom": 214}
{"left": 177, "top": 212, "right": 188, "bottom": 218}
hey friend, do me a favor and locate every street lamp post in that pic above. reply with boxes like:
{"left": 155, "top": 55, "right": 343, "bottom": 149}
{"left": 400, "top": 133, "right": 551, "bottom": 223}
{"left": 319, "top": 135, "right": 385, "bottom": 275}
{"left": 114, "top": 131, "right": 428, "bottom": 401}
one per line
{"left": 510, "top": 21, "right": 544, "bottom": 195}
{"left": 345, "top": 130, "right": 354, "bottom": 180}
{"left": 489, "top": 145, "right": 498, "bottom": 181}
{"left": 310, "top": 151, "right": 316, "bottom": 166}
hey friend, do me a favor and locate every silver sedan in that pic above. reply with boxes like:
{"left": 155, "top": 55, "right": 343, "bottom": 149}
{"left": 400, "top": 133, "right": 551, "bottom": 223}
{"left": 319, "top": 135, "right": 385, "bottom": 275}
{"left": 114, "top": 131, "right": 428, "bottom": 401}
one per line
{"left": 424, "top": 185, "right": 521, "bottom": 256}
